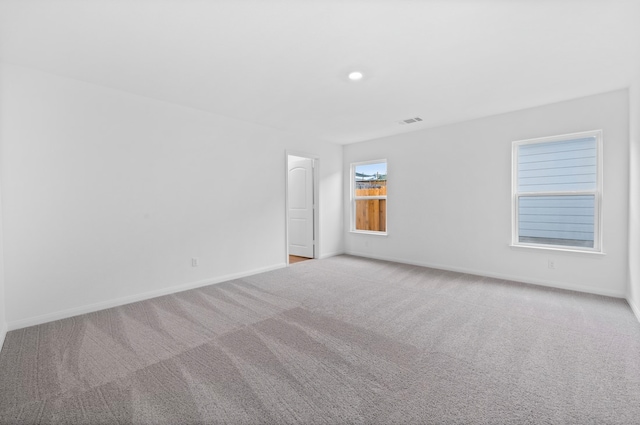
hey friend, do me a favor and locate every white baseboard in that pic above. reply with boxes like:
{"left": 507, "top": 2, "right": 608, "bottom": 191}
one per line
{"left": 8, "top": 263, "right": 286, "bottom": 331}
{"left": 628, "top": 297, "right": 640, "bottom": 324}
{"left": 346, "top": 251, "right": 626, "bottom": 299}
{"left": 0, "top": 322, "right": 7, "bottom": 352}
{"left": 318, "top": 250, "right": 344, "bottom": 260}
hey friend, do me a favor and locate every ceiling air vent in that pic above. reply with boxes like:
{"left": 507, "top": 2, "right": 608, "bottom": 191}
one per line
{"left": 399, "top": 116, "right": 423, "bottom": 125}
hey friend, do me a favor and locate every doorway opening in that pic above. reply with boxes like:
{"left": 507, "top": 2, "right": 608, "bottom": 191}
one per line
{"left": 286, "top": 153, "right": 318, "bottom": 265}
{"left": 289, "top": 255, "right": 312, "bottom": 264}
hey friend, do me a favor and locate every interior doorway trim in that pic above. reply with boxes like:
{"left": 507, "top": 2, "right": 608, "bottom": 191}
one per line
{"left": 285, "top": 150, "right": 320, "bottom": 265}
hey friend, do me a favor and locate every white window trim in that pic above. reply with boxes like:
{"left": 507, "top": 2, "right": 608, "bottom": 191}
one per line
{"left": 511, "top": 130, "right": 603, "bottom": 253}
{"left": 351, "top": 159, "right": 388, "bottom": 235}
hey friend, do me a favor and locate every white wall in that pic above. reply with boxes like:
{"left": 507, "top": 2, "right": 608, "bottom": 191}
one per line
{"left": 0, "top": 66, "right": 6, "bottom": 347}
{"left": 0, "top": 64, "right": 343, "bottom": 328}
{"left": 629, "top": 77, "right": 640, "bottom": 321}
{"left": 345, "top": 90, "right": 629, "bottom": 297}
{"left": 0, "top": 166, "right": 5, "bottom": 348}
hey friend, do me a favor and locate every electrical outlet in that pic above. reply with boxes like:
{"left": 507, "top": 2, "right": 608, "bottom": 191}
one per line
{"left": 548, "top": 260, "right": 555, "bottom": 269}
{"left": 192, "top": 257, "right": 199, "bottom": 267}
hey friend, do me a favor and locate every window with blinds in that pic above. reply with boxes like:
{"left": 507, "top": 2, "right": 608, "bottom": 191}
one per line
{"left": 512, "top": 131, "right": 602, "bottom": 251}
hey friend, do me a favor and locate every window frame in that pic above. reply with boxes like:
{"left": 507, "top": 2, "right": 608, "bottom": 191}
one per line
{"left": 351, "top": 159, "right": 388, "bottom": 235}
{"left": 511, "top": 130, "right": 603, "bottom": 253}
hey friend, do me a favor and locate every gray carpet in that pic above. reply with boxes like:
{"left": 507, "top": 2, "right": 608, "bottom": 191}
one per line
{"left": 0, "top": 255, "right": 639, "bottom": 424}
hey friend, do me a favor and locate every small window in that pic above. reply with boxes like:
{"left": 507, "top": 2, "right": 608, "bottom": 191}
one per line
{"left": 512, "top": 130, "right": 602, "bottom": 252}
{"left": 351, "top": 160, "right": 387, "bottom": 234}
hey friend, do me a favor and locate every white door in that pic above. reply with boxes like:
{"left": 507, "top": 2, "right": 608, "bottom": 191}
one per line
{"left": 288, "top": 157, "right": 314, "bottom": 258}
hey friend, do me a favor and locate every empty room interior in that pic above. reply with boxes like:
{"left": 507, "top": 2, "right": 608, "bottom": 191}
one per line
{"left": 1, "top": 0, "right": 640, "bottom": 423}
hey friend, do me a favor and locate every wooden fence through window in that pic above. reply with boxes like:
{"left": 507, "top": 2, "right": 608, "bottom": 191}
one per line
{"left": 355, "top": 187, "right": 386, "bottom": 232}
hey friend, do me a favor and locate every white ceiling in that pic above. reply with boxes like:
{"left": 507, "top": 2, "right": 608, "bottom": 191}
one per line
{"left": 1, "top": 0, "right": 639, "bottom": 144}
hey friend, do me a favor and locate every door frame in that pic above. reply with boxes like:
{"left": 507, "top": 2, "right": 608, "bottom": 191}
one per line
{"left": 285, "top": 150, "right": 319, "bottom": 265}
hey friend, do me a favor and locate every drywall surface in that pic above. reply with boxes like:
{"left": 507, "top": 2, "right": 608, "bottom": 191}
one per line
{"left": 0, "top": 170, "right": 5, "bottom": 348}
{"left": 629, "top": 79, "right": 640, "bottom": 321}
{"left": 0, "top": 64, "right": 343, "bottom": 327}
{"left": 0, "top": 76, "right": 5, "bottom": 345}
{"left": 345, "top": 90, "right": 629, "bottom": 297}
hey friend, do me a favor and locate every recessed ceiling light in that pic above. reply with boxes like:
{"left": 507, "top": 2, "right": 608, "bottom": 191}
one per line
{"left": 348, "top": 71, "right": 363, "bottom": 81}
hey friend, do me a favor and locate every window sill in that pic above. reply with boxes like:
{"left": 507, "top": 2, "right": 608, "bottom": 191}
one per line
{"left": 509, "top": 244, "right": 605, "bottom": 256}
{"left": 350, "top": 230, "right": 388, "bottom": 236}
